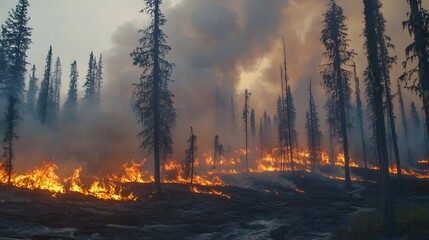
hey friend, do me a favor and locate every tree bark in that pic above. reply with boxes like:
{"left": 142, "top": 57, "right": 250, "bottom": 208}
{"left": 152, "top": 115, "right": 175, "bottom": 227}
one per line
{"left": 363, "top": 0, "right": 395, "bottom": 234}
{"left": 153, "top": 0, "right": 162, "bottom": 194}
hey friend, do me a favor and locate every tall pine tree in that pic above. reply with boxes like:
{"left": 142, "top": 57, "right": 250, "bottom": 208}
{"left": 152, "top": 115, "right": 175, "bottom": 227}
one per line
{"left": 286, "top": 86, "right": 298, "bottom": 158}
{"left": 242, "top": 89, "right": 251, "bottom": 173}
{"left": 95, "top": 54, "right": 103, "bottom": 101}
{"left": 306, "top": 79, "right": 322, "bottom": 169}
{"left": 320, "top": 0, "right": 355, "bottom": 189}
{"left": 37, "top": 46, "right": 52, "bottom": 124}
{"left": 48, "top": 57, "right": 62, "bottom": 121}
{"left": 373, "top": 0, "right": 402, "bottom": 180}
{"left": 352, "top": 62, "right": 368, "bottom": 168}
{"left": 130, "top": 0, "right": 176, "bottom": 194}
{"left": 83, "top": 52, "right": 96, "bottom": 102}
{"left": 26, "top": 64, "right": 38, "bottom": 113}
{"left": 250, "top": 108, "right": 256, "bottom": 143}
{"left": 1, "top": 0, "right": 32, "bottom": 184}
{"left": 0, "top": 28, "right": 9, "bottom": 99}
{"left": 398, "top": 81, "right": 412, "bottom": 165}
{"left": 282, "top": 38, "right": 295, "bottom": 178}
{"left": 63, "top": 60, "right": 79, "bottom": 115}
{"left": 184, "top": 127, "right": 197, "bottom": 184}
{"left": 401, "top": 0, "right": 429, "bottom": 141}
{"left": 363, "top": 0, "right": 395, "bottom": 233}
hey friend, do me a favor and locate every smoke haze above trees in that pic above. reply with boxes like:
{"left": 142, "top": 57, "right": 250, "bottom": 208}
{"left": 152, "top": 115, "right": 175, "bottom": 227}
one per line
{"left": 0, "top": 0, "right": 428, "bottom": 173}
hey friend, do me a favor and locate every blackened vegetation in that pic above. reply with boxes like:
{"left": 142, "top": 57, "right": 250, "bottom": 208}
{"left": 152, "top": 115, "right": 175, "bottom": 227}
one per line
{"left": 131, "top": 0, "right": 176, "bottom": 194}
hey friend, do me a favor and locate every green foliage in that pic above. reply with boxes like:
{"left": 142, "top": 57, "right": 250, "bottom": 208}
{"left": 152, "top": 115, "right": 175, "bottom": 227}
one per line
{"left": 337, "top": 206, "right": 429, "bottom": 239}
{"left": 337, "top": 211, "right": 383, "bottom": 240}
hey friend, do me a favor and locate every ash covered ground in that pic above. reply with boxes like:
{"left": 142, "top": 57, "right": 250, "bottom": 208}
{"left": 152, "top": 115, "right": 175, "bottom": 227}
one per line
{"left": 0, "top": 168, "right": 428, "bottom": 240}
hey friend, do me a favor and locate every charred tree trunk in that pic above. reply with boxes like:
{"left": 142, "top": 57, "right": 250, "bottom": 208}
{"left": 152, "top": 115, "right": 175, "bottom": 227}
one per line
{"left": 280, "top": 66, "right": 286, "bottom": 171}
{"left": 331, "top": 5, "right": 352, "bottom": 189}
{"left": 283, "top": 36, "right": 295, "bottom": 179}
{"left": 363, "top": 0, "right": 395, "bottom": 233}
{"left": 152, "top": 0, "right": 162, "bottom": 193}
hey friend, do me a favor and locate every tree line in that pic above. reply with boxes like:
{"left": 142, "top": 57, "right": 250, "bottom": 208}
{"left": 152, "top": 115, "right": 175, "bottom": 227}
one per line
{"left": 0, "top": 0, "right": 104, "bottom": 184}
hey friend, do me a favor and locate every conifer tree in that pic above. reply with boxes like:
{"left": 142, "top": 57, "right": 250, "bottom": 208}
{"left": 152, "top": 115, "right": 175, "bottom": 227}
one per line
{"left": 0, "top": 28, "right": 8, "bottom": 98}
{"left": 363, "top": 0, "right": 395, "bottom": 233}
{"left": 286, "top": 86, "right": 297, "bottom": 176}
{"left": 37, "top": 46, "right": 52, "bottom": 124}
{"left": 398, "top": 81, "right": 412, "bottom": 164}
{"left": 1, "top": 0, "right": 32, "bottom": 184}
{"left": 242, "top": 89, "right": 251, "bottom": 173}
{"left": 320, "top": 0, "right": 354, "bottom": 189}
{"left": 130, "top": 0, "right": 176, "bottom": 193}
{"left": 326, "top": 95, "right": 336, "bottom": 165}
{"left": 250, "top": 108, "right": 256, "bottom": 143}
{"left": 373, "top": 0, "right": 402, "bottom": 180}
{"left": 277, "top": 96, "right": 286, "bottom": 170}
{"left": 185, "top": 127, "right": 197, "bottom": 184}
{"left": 282, "top": 38, "right": 295, "bottom": 178}
{"left": 352, "top": 62, "right": 368, "bottom": 168}
{"left": 83, "top": 52, "right": 96, "bottom": 102}
{"left": 401, "top": 0, "right": 429, "bottom": 140}
{"left": 47, "top": 57, "right": 61, "bottom": 121}
{"left": 26, "top": 64, "right": 38, "bottom": 113}
{"left": 306, "top": 79, "right": 322, "bottom": 169}
{"left": 63, "top": 61, "right": 79, "bottom": 114}
{"left": 95, "top": 54, "right": 103, "bottom": 100}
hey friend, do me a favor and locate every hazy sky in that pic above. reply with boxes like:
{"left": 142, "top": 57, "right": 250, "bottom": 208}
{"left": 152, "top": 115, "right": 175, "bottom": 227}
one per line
{"left": 0, "top": 0, "right": 180, "bottom": 90}
{"left": 0, "top": 0, "right": 428, "bottom": 162}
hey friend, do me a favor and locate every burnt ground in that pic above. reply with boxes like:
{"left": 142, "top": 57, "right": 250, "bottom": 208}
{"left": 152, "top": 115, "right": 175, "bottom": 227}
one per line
{"left": 0, "top": 168, "right": 428, "bottom": 240}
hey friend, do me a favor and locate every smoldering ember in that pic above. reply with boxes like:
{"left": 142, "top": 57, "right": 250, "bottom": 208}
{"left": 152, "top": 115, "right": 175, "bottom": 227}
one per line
{"left": 0, "top": 0, "right": 429, "bottom": 239}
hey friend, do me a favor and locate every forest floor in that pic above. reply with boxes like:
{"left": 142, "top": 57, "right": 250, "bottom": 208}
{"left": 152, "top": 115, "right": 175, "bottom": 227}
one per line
{"left": 0, "top": 168, "right": 428, "bottom": 240}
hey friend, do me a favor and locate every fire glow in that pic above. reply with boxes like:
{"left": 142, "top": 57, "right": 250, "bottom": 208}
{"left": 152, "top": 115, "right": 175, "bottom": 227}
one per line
{"left": 1, "top": 148, "right": 428, "bottom": 201}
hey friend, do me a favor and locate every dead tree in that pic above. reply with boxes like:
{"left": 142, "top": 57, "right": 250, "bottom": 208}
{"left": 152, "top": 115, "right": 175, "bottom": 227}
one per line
{"left": 185, "top": 127, "right": 197, "bottom": 184}
{"left": 242, "top": 89, "right": 251, "bottom": 173}
{"left": 283, "top": 36, "right": 295, "bottom": 179}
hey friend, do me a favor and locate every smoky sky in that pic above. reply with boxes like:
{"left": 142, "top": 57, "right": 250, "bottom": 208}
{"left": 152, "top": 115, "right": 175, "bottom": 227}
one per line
{"left": 0, "top": 0, "right": 428, "bottom": 172}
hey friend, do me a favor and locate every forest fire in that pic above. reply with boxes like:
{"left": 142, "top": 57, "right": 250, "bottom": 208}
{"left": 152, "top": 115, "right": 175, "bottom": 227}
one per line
{"left": 2, "top": 148, "right": 427, "bottom": 201}
{"left": 189, "top": 186, "right": 231, "bottom": 199}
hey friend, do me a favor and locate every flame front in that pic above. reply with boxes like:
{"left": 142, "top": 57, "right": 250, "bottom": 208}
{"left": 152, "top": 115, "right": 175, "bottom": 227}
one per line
{"left": 1, "top": 146, "right": 428, "bottom": 201}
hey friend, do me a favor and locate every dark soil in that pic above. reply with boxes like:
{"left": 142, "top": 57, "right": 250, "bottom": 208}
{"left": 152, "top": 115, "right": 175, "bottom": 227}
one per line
{"left": 0, "top": 168, "right": 428, "bottom": 240}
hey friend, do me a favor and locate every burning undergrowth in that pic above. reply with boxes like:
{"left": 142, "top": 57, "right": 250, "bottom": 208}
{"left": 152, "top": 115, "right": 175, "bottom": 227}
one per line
{"left": 1, "top": 147, "right": 428, "bottom": 202}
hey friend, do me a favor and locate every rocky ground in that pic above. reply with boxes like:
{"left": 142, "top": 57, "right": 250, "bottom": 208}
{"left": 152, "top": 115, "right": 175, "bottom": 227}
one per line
{"left": 0, "top": 168, "right": 428, "bottom": 240}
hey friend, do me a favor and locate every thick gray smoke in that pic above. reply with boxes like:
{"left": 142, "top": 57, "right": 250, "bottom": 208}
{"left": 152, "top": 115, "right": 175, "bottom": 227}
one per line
{"left": 12, "top": 0, "right": 429, "bottom": 174}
